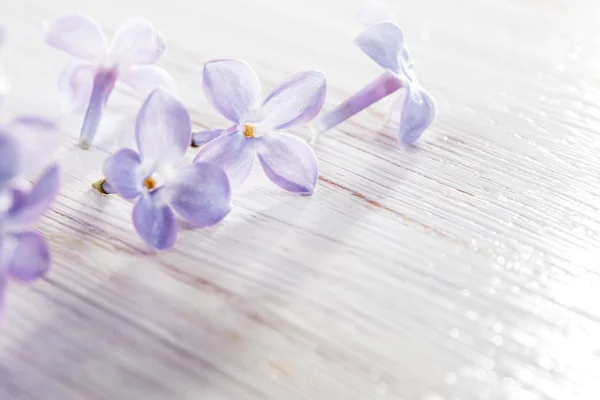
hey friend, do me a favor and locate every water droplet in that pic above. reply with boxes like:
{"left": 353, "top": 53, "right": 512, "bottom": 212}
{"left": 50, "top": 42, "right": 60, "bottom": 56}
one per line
{"left": 375, "top": 382, "right": 389, "bottom": 395}
{"left": 493, "top": 335, "right": 504, "bottom": 346}
{"left": 450, "top": 328, "right": 460, "bottom": 338}
{"left": 467, "top": 310, "right": 478, "bottom": 320}
{"left": 444, "top": 372, "right": 457, "bottom": 385}
{"left": 517, "top": 368, "right": 533, "bottom": 383}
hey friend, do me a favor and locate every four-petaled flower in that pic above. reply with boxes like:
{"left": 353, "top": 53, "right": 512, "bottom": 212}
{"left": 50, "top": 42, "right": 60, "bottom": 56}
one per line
{"left": 0, "top": 164, "right": 60, "bottom": 297}
{"left": 194, "top": 59, "right": 326, "bottom": 194}
{"left": 0, "top": 104, "right": 60, "bottom": 306}
{"left": 313, "top": 2, "right": 435, "bottom": 145}
{"left": 355, "top": 2, "right": 436, "bottom": 144}
{"left": 102, "top": 88, "right": 232, "bottom": 250}
{"left": 45, "top": 13, "right": 177, "bottom": 149}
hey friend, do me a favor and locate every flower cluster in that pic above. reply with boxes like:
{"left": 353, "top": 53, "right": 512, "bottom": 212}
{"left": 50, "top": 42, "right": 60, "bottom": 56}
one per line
{"left": 0, "top": 2, "right": 438, "bottom": 307}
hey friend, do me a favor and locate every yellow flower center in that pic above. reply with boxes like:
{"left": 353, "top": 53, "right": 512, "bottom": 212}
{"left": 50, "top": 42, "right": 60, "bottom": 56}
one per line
{"left": 144, "top": 177, "right": 157, "bottom": 190}
{"left": 244, "top": 125, "right": 255, "bottom": 138}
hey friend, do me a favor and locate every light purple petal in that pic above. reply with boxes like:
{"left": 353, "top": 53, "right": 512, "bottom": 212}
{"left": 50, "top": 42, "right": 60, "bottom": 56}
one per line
{"left": 194, "top": 130, "right": 255, "bottom": 189}
{"left": 357, "top": 2, "right": 396, "bottom": 26}
{"left": 256, "top": 133, "right": 318, "bottom": 195}
{"left": 110, "top": 18, "right": 166, "bottom": 66}
{"left": 203, "top": 59, "right": 261, "bottom": 123}
{"left": 57, "top": 60, "right": 96, "bottom": 112}
{"left": 3, "top": 117, "right": 58, "bottom": 178}
{"left": 44, "top": 13, "right": 107, "bottom": 62}
{"left": 119, "top": 65, "right": 177, "bottom": 97}
{"left": 355, "top": 22, "right": 404, "bottom": 75}
{"left": 132, "top": 189, "right": 177, "bottom": 250}
{"left": 0, "top": 133, "right": 20, "bottom": 187}
{"left": 397, "top": 85, "right": 436, "bottom": 145}
{"left": 103, "top": 148, "right": 144, "bottom": 199}
{"left": 8, "top": 165, "right": 60, "bottom": 227}
{"left": 5, "top": 231, "right": 50, "bottom": 282}
{"left": 191, "top": 128, "right": 229, "bottom": 147}
{"left": 260, "top": 71, "right": 326, "bottom": 130}
{"left": 167, "top": 163, "right": 231, "bottom": 227}
{"left": 135, "top": 88, "right": 191, "bottom": 168}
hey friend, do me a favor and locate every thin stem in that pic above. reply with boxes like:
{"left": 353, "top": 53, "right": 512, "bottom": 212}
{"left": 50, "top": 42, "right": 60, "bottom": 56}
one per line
{"left": 91, "top": 178, "right": 115, "bottom": 194}
{"left": 79, "top": 67, "right": 117, "bottom": 149}
{"left": 312, "top": 72, "right": 402, "bottom": 136}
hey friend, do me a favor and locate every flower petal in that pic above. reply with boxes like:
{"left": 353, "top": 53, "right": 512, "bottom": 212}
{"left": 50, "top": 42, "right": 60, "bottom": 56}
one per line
{"left": 58, "top": 60, "right": 96, "bottom": 112}
{"left": 259, "top": 71, "right": 327, "bottom": 130}
{"left": 191, "top": 128, "right": 229, "bottom": 147}
{"left": 135, "top": 88, "right": 191, "bottom": 168}
{"left": 357, "top": 2, "right": 396, "bottom": 26}
{"left": 0, "top": 133, "right": 20, "bottom": 188}
{"left": 5, "top": 231, "right": 50, "bottom": 282}
{"left": 203, "top": 59, "right": 261, "bottom": 123}
{"left": 167, "top": 163, "right": 231, "bottom": 227}
{"left": 194, "top": 130, "right": 255, "bottom": 189}
{"left": 8, "top": 165, "right": 60, "bottom": 227}
{"left": 103, "top": 148, "right": 143, "bottom": 199}
{"left": 355, "top": 22, "right": 404, "bottom": 75}
{"left": 132, "top": 189, "right": 177, "bottom": 250}
{"left": 256, "top": 133, "right": 318, "bottom": 195}
{"left": 3, "top": 117, "right": 58, "bottom": 178}
{"left": 44, "top": 13, "right": 107, "bottom": 61}
{"left": 396, "top": 85, "right": 436, "bottom": 145}
{"left": 120, "top": 65, "right": 177, "bottom": 97}
{"left": 110, "top": 18, "right": 166, "bottom": 66}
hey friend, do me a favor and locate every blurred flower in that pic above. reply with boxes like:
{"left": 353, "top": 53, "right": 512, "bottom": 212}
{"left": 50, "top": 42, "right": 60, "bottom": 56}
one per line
{"left": 45, "top": 13, "right": 177, "bottom": 149}
{"left": 314, "top": 2, "right": 435, "bottom": 145}
{"left": 0, "top": 165, "right": 60, "bottom": 286}
{"left": 101, "top": 88, "right": 231, "bottom": 250}
{"left": 0, "top": 67, "right": 60, "bottom": 309}
{"left": 194, "top": 59, "right": 325, "bottom": 194}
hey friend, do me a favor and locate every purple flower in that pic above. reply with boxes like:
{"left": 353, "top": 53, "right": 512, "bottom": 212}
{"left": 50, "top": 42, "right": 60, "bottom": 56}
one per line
{"left": 102, "top": 88, "right": 232, "bottom": 250}
{"left": 193, "top": 59, "right": 326, "bottom": 195}
{"left": 45, "top": 13, "right": 177, "bottom": 149}
{"left": 314, "top": 2, "right": 435, "bottom": 145}
{"left": 0, "top": 165, "right": 60, "bottom": 286}
{"left": 0, "top": 117, "right": 60, "bottom": 303}
{"left": 0, "top": 29, "right": 60, "bottom": 313}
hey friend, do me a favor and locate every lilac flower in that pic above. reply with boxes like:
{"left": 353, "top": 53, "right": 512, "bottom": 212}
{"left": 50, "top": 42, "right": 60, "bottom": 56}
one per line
{"left": 0, "top": 117, "right": 60, "bottom": 303}
{"left": 0, "top": 164, "right": 60, "bottom": 286}
{"left": 193, "top": 59, "right": 326, "bottom": 194}
{"left": 314, "top": 2, "right": 435, "bottom": 145}
{"left": 45, "top": 13, "right": 177, "bottom": 149}
{"left": 100, "top": 88, "right": 231, "bottom": 250}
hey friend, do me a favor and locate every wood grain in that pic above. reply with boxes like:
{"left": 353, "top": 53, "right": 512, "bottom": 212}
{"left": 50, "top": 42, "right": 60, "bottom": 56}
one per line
{"left": 1, "top": 0, "right": 599, "bottom": 399}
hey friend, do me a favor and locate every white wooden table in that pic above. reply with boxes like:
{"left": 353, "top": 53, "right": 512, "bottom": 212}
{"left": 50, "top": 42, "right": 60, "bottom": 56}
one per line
{"left": 1, "top": 0, "right": 599, "bottom": 399}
